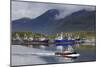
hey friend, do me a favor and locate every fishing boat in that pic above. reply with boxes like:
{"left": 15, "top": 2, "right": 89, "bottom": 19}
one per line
{"left": 55, "top": 45, "right": 80, "bottom": 58}
{"left": 55, "top": 32, "right": 80, "bottom": 43}
{"left": 31, "top": 37, "right": 49, "bottom": 43}
{"left": 55, "top": 51, "right": 80, "bottom": 59}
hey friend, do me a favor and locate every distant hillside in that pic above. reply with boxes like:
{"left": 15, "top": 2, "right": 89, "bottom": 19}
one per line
{"left": 12, "top": 9, "right": 96, "bottom": 34}
{"left": 55, "top": 10, "right": 96, "bottom": 32}
{"left": 12, "top": 9, "right": 59, "bottom": 33}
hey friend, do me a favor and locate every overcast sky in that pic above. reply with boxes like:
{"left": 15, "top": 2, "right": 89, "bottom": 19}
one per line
{"left": 12, "top": 1, "right": 96, "bottom": 20}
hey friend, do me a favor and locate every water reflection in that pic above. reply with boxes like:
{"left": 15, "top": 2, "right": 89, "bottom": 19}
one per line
{"left": 31, "top": 43, "right": 78, "bottom": 63}
{"left": 12, "top": 42, "right": 96, "bottom": 65}
{"left": 34, "top": 42, "right": 96, "bottom": 63}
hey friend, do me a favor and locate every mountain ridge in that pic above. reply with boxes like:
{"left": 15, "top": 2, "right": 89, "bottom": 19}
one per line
{"left": 12, "top": 9, "right": 96, "bottom": 34}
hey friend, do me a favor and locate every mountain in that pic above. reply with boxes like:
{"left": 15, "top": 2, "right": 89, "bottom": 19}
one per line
{"left": 12, "top": 9, "right": 59, "bottom": 33}
{"left": 30, "top": 9, "right": 59, "bottom": 33}
{"left": 12, "top": 9, "right": 96, "bottom": 34}
{"left": 12, "top": 18, "right": 33, "bottom": 31}
{"left": 55, "top": 10, "right": 96, "bottom": 32}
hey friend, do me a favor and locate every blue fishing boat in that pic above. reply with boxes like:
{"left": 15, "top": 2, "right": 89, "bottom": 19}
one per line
{"left": 54, "top": 32, "right": 79, "bottom": 44}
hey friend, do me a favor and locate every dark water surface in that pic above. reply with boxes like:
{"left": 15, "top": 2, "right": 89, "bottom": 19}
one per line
{"left": 12, "top": 43, "right": 96, "bottom": 66}
{"left": 38, "top": 44, "right": 96, "bottom": 63}
{"left": 74, "top": 48, "right": 96, "bottom": 62}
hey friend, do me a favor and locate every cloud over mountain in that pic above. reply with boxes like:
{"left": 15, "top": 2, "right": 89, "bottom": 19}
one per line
{"left": 12, "top": 1, "right": 95, "bottom": 20}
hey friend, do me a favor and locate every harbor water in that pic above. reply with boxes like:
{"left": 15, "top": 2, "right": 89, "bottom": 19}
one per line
{"left": 11, "top": 42, "right": 96, "bottom": 66}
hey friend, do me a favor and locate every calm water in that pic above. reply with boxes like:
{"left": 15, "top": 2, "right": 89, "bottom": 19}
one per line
{"left": 74, "top": 48, "right": 96, "bottom": 62}
{"left": 12, "top": 42, "right": 96, "bottom": 66}
{"left": 34, "top": 43, "right": 96, "bottom": 64}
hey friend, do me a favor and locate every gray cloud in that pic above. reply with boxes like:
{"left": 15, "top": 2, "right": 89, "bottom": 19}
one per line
{"left": 12, "top": 1, "right": 95, "bottom": 20}
{"left": 12, "top": 1, "right": 52, "bottom": 20}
